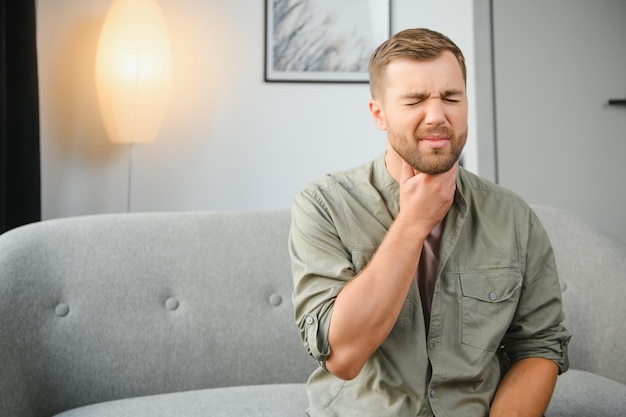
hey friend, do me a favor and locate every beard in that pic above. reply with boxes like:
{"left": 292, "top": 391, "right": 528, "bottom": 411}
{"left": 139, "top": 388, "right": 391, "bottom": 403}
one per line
{"left": 389, "top": 126, "right": 467, "bottom": 175}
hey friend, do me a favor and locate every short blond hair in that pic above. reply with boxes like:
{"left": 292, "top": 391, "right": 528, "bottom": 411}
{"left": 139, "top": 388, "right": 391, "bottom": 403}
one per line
{"left": 368, "top": 28, "right": 466, "bottom": 99}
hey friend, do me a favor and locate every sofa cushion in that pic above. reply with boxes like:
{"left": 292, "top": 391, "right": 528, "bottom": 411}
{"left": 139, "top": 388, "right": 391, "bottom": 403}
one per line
{"left": 546, "top": 369, "right": 626, "bottom": 417}
{"left": 54, "top": 383, "right": 308, "bottom": 417}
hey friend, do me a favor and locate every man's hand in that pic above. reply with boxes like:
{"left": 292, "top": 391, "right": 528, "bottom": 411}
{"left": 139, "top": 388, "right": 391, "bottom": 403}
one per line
{"left": 396, "top": 159, "right": 457, "bottom": 241}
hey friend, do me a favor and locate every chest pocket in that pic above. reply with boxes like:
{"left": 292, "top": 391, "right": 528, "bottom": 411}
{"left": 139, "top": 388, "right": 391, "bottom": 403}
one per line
{"left": 460, "top": 269, "right": 522, "bottom": 351}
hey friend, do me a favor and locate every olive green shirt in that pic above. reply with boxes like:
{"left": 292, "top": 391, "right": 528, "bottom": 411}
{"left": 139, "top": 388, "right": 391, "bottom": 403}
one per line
{"left": 289, "top": 153, "right": 570, "bottom": 417}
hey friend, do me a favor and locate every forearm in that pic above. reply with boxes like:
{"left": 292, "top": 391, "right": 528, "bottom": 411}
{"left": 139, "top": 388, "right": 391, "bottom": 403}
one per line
{"left": 490, "top": 357, "right": 558, "bottom": 417}
{"left": 325, "top": 218, "right": 425, "bottom": 380}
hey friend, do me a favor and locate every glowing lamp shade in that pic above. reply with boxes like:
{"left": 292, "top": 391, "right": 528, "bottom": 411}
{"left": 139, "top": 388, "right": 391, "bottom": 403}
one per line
{"left": 96, "top": 0, "right": 171, "bottom": 144}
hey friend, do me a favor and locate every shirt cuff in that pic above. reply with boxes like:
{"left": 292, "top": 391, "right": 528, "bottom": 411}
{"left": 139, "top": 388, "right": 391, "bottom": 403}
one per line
{"left": 304, "top": 312, "right": 331, "bottom": 369}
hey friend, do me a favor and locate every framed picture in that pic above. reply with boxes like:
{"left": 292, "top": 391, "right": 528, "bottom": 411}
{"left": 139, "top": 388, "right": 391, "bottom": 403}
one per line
{"left": 264, "top": 0, "right": 391, "bottom": 83}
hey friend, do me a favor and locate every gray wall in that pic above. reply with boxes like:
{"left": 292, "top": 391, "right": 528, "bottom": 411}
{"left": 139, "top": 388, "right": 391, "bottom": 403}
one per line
{"left": 475, "top": 0, "right": 626, "bottom": 243}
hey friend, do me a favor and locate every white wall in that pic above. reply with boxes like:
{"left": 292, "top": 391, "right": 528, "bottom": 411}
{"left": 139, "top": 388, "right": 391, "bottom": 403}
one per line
{"left": 37, "top": 0, "right": 477, "bottom": 218}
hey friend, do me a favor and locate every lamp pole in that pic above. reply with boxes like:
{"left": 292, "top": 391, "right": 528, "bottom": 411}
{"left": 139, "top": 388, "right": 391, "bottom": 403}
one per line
{"left": 127, "top": 143, "right": 135, "bottom": 213}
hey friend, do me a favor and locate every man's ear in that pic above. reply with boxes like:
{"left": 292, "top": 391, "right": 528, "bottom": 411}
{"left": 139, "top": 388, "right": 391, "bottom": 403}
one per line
{"left": 369, "top": 99, "right": 387, "bottom": 131}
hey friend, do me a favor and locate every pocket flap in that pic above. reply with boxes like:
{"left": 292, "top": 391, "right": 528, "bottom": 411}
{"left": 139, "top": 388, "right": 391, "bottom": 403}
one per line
{"left": 460, "top": 270, "right": 522, "bottom": 303}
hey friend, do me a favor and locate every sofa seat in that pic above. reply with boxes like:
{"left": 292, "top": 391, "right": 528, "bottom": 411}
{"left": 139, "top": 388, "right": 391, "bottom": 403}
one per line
{"left": 54, "top": 371, "right": 626, "bottom": 417}
{"left": 55, "top": 383, "right": 308, "bottom": 417}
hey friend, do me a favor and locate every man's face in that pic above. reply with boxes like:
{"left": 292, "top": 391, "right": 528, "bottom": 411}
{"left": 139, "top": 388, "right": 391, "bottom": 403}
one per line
{"left": 371, "top": 51, "right": 468, "bottom": 175}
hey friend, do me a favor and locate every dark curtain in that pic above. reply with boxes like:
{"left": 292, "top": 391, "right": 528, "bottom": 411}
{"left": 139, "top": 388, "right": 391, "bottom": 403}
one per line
{"left": 0, "top": 0, "right": 41, "bottom": 234}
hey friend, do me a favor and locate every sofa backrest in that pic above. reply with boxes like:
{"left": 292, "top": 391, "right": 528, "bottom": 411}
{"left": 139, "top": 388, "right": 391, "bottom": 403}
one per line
{"left": 533, "top": 205, "right": 626, "bottom": 385}
{"left": 0, "top": 209, "right": 316, "bottom": 417}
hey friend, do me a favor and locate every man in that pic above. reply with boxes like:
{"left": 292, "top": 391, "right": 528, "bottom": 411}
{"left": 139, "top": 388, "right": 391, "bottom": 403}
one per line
{"left": 289, "top": 28, "right": 570, "bottom": 417}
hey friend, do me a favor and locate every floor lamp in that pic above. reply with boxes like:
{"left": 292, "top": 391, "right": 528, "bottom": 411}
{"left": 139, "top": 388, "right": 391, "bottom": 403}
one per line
{"left": 95, "top": 0, "right": 172, "bottom": 212}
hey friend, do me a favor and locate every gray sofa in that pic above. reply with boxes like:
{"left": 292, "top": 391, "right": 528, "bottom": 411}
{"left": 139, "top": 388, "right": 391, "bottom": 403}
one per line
{"left": 0, "top": 206, "right": 624, "bottom": 416}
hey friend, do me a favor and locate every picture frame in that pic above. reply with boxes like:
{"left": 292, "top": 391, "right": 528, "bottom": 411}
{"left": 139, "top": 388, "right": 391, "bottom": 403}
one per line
{"left": 264, "top": 0, "right": 392, "bottom": 83}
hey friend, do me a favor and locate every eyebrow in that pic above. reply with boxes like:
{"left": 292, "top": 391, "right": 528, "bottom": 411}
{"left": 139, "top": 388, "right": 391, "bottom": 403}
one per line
{"left": 440, "top": 89, "right": 465, "bottom": 98}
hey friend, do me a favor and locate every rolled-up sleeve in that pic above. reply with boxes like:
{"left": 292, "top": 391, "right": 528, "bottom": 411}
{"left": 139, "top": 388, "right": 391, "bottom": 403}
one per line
{"left": 503, "top": 209, "right": 571, "bottom": 374}
{"left": 289, "top": 188, "right": 355, "bottom": 368}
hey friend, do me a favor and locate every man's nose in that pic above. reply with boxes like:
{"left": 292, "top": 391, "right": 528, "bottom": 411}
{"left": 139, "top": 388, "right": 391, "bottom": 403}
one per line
{"left": 424, "top": 99, "right": 446, "bottom": 126}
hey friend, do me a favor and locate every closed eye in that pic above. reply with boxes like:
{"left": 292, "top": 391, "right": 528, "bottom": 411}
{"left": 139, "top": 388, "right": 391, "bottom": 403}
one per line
{"left": 402, "top": 93, "right": 428, "bottom": 106}
{"left": 441, "top": 89, "right": 464, "bottom": 103}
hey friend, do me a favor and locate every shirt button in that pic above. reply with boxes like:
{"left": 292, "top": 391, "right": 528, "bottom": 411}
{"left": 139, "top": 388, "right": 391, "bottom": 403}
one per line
{"left": 429, "top": 388, "right": 437, "bottom": 398}
{"left": 305, "top": 316, "right": 314, "bottom": 325}
{"left": 489, "top": 292, "right": 497, "bottom": 301}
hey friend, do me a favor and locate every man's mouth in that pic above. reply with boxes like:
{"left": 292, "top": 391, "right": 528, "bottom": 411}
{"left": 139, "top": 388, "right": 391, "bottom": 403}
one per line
{"left": 420, "top": 135, "right": 450, "bottom": 149}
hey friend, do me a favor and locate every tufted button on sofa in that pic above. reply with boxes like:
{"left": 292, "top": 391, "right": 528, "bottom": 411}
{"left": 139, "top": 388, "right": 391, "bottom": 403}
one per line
{"left": 0, "top": 207, "right": 624, "bottom": 416}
